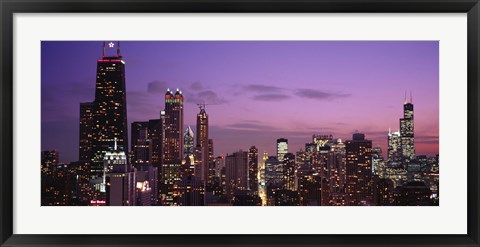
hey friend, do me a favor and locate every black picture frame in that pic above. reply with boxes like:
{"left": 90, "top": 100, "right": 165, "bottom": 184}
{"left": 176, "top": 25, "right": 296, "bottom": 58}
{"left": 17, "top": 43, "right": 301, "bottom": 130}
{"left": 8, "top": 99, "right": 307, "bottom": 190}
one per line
{"left": 1, "top": 0, "right": 479, "bottom": 246}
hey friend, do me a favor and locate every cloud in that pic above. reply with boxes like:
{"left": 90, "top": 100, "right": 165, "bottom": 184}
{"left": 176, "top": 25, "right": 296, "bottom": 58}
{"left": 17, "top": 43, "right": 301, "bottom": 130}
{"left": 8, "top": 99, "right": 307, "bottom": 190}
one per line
{"left": 416, "top": 135, "right": 439, "bottom": 144}
{"left": 252, "top": 94, "right": 290, "bottom": 101}
{"left": 185, "top": 90, "right": 228, "bottom": 105}
{"left": 225, "top": 122, "right": 276, "bottom": 131}
{"left": 244, "top": 84, "right": 284, "bottom": 93}
{"left": 295, "top": 89, "right": 350, "bottom": 100}
{"left": 147, "top": 80, "right": 170, "bottom": 93}
{"left": 190, "top": 82, "right": 204, "bottom": 91}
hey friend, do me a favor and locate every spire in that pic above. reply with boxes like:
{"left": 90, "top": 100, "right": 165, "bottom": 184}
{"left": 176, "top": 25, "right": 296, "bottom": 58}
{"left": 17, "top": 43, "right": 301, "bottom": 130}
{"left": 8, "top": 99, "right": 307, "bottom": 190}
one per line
{"left": 410, "top": 91, "right": 413, "bottom": 103}
{"left": 388, "top": 127, "right": 391, "bottom": 135}
{"left": 102, "top": 41, "right": 106, "bottom": 58}
{"left": 117, "top": 41, "right": 121, "bottom": 57}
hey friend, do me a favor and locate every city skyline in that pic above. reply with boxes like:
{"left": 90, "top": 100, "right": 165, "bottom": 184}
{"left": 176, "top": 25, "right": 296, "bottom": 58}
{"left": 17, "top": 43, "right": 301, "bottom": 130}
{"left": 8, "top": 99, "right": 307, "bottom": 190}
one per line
{"left": 41, "top": 41, "right": 439, "bottom": 164}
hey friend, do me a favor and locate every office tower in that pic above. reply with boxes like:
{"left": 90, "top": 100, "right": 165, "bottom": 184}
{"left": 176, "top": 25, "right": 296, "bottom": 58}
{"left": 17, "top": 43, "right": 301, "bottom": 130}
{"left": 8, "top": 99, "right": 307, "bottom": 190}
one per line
{"left": 104, "top": 142, "right": 135, "bottom": 206}
{"left": 283, "top": 153, "right": 296, "bottom": 191}
{"left": 79, "top": 102, "right": 94, "bottom": 162}
{"left": 206, "top": 139, "right": 216, "bottom": 187}
{"left": 148, "top": 117, "right": 164, "bottom": 168}
{"left": 196, "top": 104, "right": 209, "bottom": 181}
{"left": 264, "top": 156, "right": 283, "bottom": 187}
{"left": 387, "top": 129, "right": 402, "bottom": 163}
{"left": 372, "top": 147, "right": 385, "bottom": 178}
{"left": 41, "top": 150, "right": 59, "bottom": 176}
{"left": 90, "top": 42, "right": 129, "bottom": 178}
{"left": 247, "top": 146, "right": 259, "bottom": 192}
{"left": 276, "top": 138, "right": 288, "bottom": 162}
{"left": 400, "top": 92, "right": 415, "bottom": 162}
{"left": 163, "top": 88, "right": 184, "bottom": 184}
{"left": 225, "top": 151, "right": 248, "bottom": 195}
{"left": 184, "top": 126, "right": 194, "bottom": 159}
{"left": 345, "top": 133, "right": 373, "bottom": 206}
{"left": 131, "top": 121, "right": 150, "bottom": 167}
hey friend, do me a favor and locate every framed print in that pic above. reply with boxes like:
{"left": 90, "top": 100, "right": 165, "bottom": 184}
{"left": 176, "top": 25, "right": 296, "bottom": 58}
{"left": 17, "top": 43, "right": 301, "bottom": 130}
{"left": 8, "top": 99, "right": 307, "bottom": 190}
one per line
{"left": 1, "top": 0, "right": 479, "bottom": 246}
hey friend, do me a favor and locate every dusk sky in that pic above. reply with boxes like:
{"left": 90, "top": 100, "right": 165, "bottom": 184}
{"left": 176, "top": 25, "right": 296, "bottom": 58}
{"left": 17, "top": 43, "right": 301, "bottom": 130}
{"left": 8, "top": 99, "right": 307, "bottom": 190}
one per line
{"left": 41, "top": 41, "right": 439, "bottom": 163}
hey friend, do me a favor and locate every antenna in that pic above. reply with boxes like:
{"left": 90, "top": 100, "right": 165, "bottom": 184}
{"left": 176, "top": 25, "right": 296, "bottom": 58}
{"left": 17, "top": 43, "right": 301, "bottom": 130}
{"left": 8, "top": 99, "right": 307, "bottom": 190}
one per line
{"left": 117, "top": 41, "right": 121, "bottom": 57}
{"left": 410, "top": 91, "right": 413, "bottom": 103}
{"left": 404, "top": 91, "right": 407, "bottom": 104}
{"left": 102, "top": 41, "right": 106, "bottom": 58}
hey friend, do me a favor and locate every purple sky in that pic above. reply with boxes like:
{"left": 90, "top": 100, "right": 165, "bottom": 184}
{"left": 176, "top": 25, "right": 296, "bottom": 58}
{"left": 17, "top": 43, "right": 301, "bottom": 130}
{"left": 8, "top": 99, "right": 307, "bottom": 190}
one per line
{"left": 41, "top": 41, "right": 439, "bottom": 163}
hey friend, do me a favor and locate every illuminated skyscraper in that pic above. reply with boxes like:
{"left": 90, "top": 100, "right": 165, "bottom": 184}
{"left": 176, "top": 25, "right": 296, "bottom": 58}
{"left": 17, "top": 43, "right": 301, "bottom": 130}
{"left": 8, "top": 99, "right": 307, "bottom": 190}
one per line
{"left": 184, "top": 126, "right": 194, "bottom": 159}
{"left": 225, "top": 151, "right": 248, "bottom": 195}
{"left": 162, "top": 88, "right": 184, "bottom": 184}
{"left": 387, "top": 129, "right": 402, "bottom": 163}
{"left": 276, "top": 138, "right": 288, "bottom": 162}
{"left": 345, "top": 133, "right": 373, "bottom": 206}
{"left": 196, "top": 104, "right": 209, "bottom": 181}
{"left": 400, "top": 92, "right": 415, "bottom": 162}
{"left": 283, "top": 153, "right": 296, "bottom": 191}
{"left": 104, "top": 142, "right": 135, "bottom": 206}
{"left": 79, "top": 102, "right": 94, "bottom": 162}
{"left": 131, "top": 121, "right": 150, "bottom": 166}
{"left": 247, "top": 146, "right": 259, "bottom": 192}
{"left": 89, "top": 42, "right": 129, "bottom": 178}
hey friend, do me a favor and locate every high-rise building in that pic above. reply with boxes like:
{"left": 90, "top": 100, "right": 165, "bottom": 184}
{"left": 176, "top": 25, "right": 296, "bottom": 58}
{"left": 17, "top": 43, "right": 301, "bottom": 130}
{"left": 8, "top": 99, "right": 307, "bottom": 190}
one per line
{"left": 264, "top": 156, "right": 283, "bottom": 187}
{"left": 104, "top": 142, "right": 135, "bottom": 206}
{"left": 276, "top": 138, "right": 288, "bottom": 162}
{"left": 372, "top": 147, "right": 385, "bottom": 178}
{"left": 196, "top": 104, "right": 209, "bottom": 181}
{"left": 79, "top": 102, "right": 94, "bottom": 162}
{"left": 225, "top": 151, "right": 248, "bottom": 195}
{"left": 162, "top": 88, "right": 184, "bottom": 184}
{"left": 148, "top": 117, "right": 164, "bottom": 169}
{"left": 247, "top": 146, "right": 259, "bottom": 192}
{"left": 283, "top": 153, "right": 296, "bottom": 191}
{"left": 88, "top": 42, "right": 129, "bottom": 178}
{"left": 387, "top": 129, "right": 402, "bottom": 163}
{"left": 184, "top": 126, "right": 194, "bottom": 159}
{"left": 131, "top": 121, "right": 150, "bottom": 167}
{"left": 345, "top": 133, "right": 373, "bottom": 206}
{"left": 400, "top": 92, "right": 415, "bottom": 162}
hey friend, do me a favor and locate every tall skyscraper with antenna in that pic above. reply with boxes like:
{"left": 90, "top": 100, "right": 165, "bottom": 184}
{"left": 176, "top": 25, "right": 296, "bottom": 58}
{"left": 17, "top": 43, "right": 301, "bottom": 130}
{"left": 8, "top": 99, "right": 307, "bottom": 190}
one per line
{"left": 81, "top": 41, "right": 129, "bottom": 178}
{"left": 400, "top": 92, "right": 415, "bottom": 162}
{"left": 196, "top": 104, "right": 209, "bottom": 181}
{"left": 162, "top": 88, "right": 184, "bottom": 184}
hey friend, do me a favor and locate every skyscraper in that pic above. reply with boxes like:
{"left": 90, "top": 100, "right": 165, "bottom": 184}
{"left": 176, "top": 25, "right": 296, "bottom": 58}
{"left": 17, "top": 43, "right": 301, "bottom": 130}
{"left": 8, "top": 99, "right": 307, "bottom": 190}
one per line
{"left": 387, "top": 129, "right": 402, "bottom": 163}
{"left": 196, "top": 104, "right": 209, "bottom": 181}
{"left": 345, "top": 133, "right": 373, "bottom": 206}
{"left": 104, "top": 142, "right": 135, "bottom": 206}
{"left": 247, "top": 146, "right": 259, "bottom": 192}
{"left": 225, "top": 151, "right": 248, "bottom": 195}
{"left": 276, "top": 138, "right": 288, "bottom": 162}
{"left": 79, "top": 102, "right": 94, "bottom": 162}
{"left": 163, "top": 88, "right": 184, "bottom": 184}
{"left": 184, "top": 126, "right": 194, "bottom": 159}
{"left": 400, "top": 92, "right": 415, "bottom": 162}
{"left": 131, "top": 121, "right": 150, "bottom": 166}
{"left": 90, "top": 42, "right": 129, "bottom": 178}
